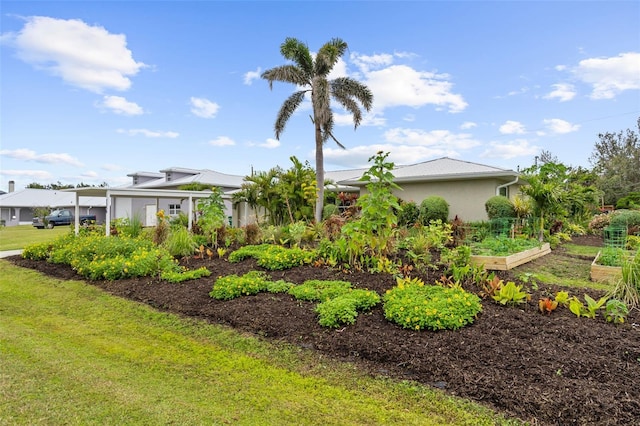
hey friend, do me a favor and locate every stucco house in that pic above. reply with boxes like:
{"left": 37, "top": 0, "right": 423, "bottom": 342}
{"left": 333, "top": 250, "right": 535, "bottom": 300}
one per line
{"left": 1, "top": 157, "right": 523, "bottom": 228}
{"left": 0, "top": 182, "right": 106, "bottom": 227}
{"left": 337, "top": 157, "right": 523, "bottom": 222}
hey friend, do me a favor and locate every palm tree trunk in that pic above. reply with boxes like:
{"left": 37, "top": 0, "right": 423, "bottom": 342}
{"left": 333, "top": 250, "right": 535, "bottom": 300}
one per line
{"left": 314, "top": 122, "right": 324, "bottom": 224}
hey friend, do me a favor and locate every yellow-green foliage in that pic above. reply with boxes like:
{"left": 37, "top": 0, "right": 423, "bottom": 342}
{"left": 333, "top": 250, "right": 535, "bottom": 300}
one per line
{"left": 383, "top": 278, "right": 482, "bottom": 331}
{"left": 228, "top": 243, "right": 316, "bottom": 270}
{"left": 288, "top": 279, "right": 353, "bottom": 301}
{"left": 315, "top": 289, "right": 381, "bottom": 328}
{"left": 210, "top": 271, "right": 271, "bottom": 300}
{"left": 161, "top": 266, "right": 211, "bottom": 283}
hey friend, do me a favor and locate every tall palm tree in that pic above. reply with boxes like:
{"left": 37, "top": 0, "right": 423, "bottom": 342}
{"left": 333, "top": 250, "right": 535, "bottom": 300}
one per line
{"left": 262, "top": 37, "right": 373, "bottom": 223}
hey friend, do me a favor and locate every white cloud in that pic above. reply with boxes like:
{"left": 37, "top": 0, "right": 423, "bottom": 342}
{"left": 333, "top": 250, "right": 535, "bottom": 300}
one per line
{"left": 481, "top": 139, "right": 540, "bottom": 159}
{"left": 0, "top": 169, "right": 53, "bottom": 180}
{"left": 460, "top": 121, "right": 477, "bottom": 130}
{"left": 544, "top": 83, "right": 576, "bottom": 102}
{"left": 324, "top": 143, "right": 459, "bottom": 169}
{"left": 574, "top": 52, "right": 640, "bottom": 99}
{"left": 555, "top": 65, "right": 567, "bottom": 71}
{"left": 259, "top": 138, "right": 280, "bottom": 149}
{"left": 543, "top": 118, "right": 580, "bottom": 134}
{"left": 0, "top": 148, "right": 83, "bottom": 166}
{"left": 499, "top": 120, "right": 526, "bottom": 135}
{"left": 364, "top": 65, "right": 467, "bottom": 113}
{"left": 208, "top": 136, "right": 235, "bottom": 147}
{"left": 334, "top": 111, "right": 386, "bottom": 127}
{"left": 244, "top": 67, "right": 261, "bottom": 85}
{"left": 190, "top": 97, "right": 220, "bottom": 118}
{"left": 350, "top": 52, "right": 394, "bottom": 73}
{"left": 99, "top": 95, "right": 143, "bottom": 115}
{"left": 2, "top": 16, "right": 145, "bottom": 93}
{"left": 101, "top": 163, "right": 123, "bottom": 171}
{"left": 81, "top": 171, "right": 99, "bottom": 178}
{"left": 117, "top": 128, "right": 179, "bottom": 138}
{"left": 383, "top": 128, "right": 481, "bottom": 150}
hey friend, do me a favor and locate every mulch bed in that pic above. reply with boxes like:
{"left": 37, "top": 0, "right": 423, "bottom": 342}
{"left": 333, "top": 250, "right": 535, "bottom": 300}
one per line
{"left": 7, "top": 239, "right": 640, "bottom": 425}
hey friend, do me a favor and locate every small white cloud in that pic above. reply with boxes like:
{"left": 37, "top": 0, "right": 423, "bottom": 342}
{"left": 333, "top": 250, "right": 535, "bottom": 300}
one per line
{"left": 81, "top": 171, "right": 99, "bottom": 178}
{"left": 334, "top": 111, "right": 386, "bottom": 127}
{"left": 117, "top": 128, "right": 179, "bottom": 138}
{"left": 555, "top": 65, "right": 567, "bottom": 71}
{"left": 259, "top": 138, "right": 280, "bottom": 149}
{"left": 0, "top": 148, "right": 83, "bottom": 167}
{"left": 403, "top": 114, "right": 416, "bottom": 122}
{"left": 99, "top": 95, "right": 143, "bottom": 115}
{"left": 481, "top": 139, "right": 540, "bottom": 159}
{"left": 0, "top": 169, "right": 53, "bottom": 180}
{"left": 350, "top": 52, "right": 394, "bottom": 73}
{"left": 2, "top": 16, "right": 146, "bottom": 93}
{"left": 383, "top": 128, "right": 481, "bottom": 150}
{"left": 574, "top": 52, "right": 640, "bottom": 99}
{"left": 544, "top": 83, "right": 576, "bottom": 102}
{"left": 499, "top": 120, "right": 526, "bottom": 135}
{"left": 208, "top": 136, "right": 235, "bottom": 147}
{"left": 101, "top": 163, "right": 123, "bottom": 171}
{"left": 365, "top": 65, "right": 467, "bottom": 113}
{"left": 543, "top": 118, "right": 580, "bottom": 134}
{"left": 460, "top": 121, "right": 477, "bottom": 130}
{"left": 190, "top": 97, "right": 220, "bottom": 118}
{"left": 243, "top": 67, "right": 261, "bottom": 85}
{"left": 507, "top": 87, "right": 529, "bottom": 96}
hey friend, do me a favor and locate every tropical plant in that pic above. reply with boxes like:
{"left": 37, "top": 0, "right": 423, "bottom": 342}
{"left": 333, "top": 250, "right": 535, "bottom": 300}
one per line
{"left": 485, "top": 195, "right": 516, "bottom": 219}
{"left": 262, "top": 37, "right": 373, "bottom": 223}
{"left": 196, "top": 187, "right": 226, "bottom": 246}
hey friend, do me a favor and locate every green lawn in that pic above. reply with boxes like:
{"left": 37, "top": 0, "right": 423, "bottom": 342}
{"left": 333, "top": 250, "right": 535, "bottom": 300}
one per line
{"left": 0, "top": 261, "right": 520, "bottom": 425}
{"left": 0, "top": 224, "right": 69, "bottom": 251}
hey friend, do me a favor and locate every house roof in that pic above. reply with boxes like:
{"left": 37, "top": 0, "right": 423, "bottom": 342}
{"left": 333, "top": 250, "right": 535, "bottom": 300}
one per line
{"left": 0, "top": 188, "right": 106, "bottom": 208}
{"left": 128, "top": 168, "right": 245, "bottom": 190}
{"left": 338, "top": 157, "right": 520, "bottom": 186}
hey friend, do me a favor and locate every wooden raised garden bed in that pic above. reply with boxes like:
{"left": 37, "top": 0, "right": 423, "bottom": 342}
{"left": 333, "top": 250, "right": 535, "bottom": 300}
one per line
{"left": 590, "top": 251, "right": 622, "bottom": 283}
{"left": 470, "top": 243, "right": 551, "bottom": 271}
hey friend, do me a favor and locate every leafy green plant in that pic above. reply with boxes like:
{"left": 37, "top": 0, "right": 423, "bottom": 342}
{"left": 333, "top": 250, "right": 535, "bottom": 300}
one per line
{"left": 554, "top": 291, "right": 571, "bottom": 307}
{"left": 470, "top": 236, "right": 541, "bottom": 256}
{"left": 196, "top": 186, "right": 227, "bottom": 246}
{"left": 609, "top": 248, "right": 640, "bottom": 309}
{"left": 597, "top": 247, "right": 626, "bottom": 267}
{"left": 315, "top": 290, "right": 380, "bottom": 328}
{"left": 288, "top": 280, "right": 353, "bottom": 302}
{"left": 228, "top": 244, "right": 315, "bottom": 270}
{"left": 161, "top": 266, "right": 211, "bottom": 283}
{"left": 383, "top": 277, "right": 482, "bottom": 331}
{"left": 604, "top": 299, "right": 629, "bottom": 324}
{"left": 209, "top": 271, "right": 270, "bottom": 300}
{"left": 265, "top": 279, "right": 294, "bottom": 293}
{"left": 491, "top": 281, "right": 530, "bottom": 306}
{"left": 568, "top": 294, "right": 608, "bottom": 318}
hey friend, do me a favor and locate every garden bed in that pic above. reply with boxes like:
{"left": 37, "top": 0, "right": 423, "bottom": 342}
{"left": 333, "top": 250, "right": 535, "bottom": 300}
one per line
{"left": 470, "top": 242, "right": 551, "bottom": 270}
{"left": 590, "top": 251, "right": 623, "bottom": 283}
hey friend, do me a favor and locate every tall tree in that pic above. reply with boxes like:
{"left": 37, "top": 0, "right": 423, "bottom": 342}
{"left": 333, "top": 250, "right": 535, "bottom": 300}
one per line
{"left": 262, "top": 37, "right": 373, "bottom": 223}
{"left": 589, "top": 117, "right": 640, "bottom": 205}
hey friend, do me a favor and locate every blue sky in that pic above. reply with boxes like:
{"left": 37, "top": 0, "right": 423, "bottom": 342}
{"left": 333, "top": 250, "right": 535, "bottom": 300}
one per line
{"left": 1, "top": 1, "right": 639, "bottom": 191}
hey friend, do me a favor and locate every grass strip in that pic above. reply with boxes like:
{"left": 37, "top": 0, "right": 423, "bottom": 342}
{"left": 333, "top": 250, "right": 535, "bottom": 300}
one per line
{"left": 0, "top": 225, "right": 69, "bottom": 251}
{"left": 0, "top": 261, "right": 521, "bottom": 425}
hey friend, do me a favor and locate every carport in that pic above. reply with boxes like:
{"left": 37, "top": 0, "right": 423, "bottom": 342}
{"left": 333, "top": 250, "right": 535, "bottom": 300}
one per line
{"left": 67, "top": 187, "right": 214, "bottom": 236}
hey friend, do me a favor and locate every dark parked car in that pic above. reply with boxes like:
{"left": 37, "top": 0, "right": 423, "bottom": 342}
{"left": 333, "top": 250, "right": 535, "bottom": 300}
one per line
{"left": 33, "top": 209, "right": 96, "bottom": 229}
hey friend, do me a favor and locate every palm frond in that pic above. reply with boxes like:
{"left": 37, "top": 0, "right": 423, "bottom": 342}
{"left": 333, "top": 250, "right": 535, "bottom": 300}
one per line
{"left": 262, "top": 65, "right": 308, "bottom": 89}
{"left": 280, "top": 37, "right": 314, "bottom": 75}
{"left": 331, "top": 77, "right": 374, "bottom": 111}
{"left": 275, "top": 90, "right": 307, "bottom": 139}
{"left": 315, "top": 38, "right": 348, "bottom": 77}
{"left": 311, "top": 77, "right": 332, "bottom": 127}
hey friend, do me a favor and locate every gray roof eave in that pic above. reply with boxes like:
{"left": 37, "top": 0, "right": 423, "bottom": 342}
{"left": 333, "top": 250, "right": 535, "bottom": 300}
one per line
{"left": 339, "top": 170, "right": 522, "bottom": 186}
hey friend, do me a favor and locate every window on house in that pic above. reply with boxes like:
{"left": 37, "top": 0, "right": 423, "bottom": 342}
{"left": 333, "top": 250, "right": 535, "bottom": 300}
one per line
{"left": 499, "top": 187, "right": 509, "bottom": 197}
{"left": 169, "top": 204, "right": 181, "bottom": 215}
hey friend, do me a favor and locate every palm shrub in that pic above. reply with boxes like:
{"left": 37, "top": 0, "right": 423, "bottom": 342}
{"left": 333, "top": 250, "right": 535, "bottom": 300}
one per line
{"left": 485, "top": 195, "right": 516, "bottom": 219}
{"left": 419, "top": 196, "right": 449, "bottom": 224}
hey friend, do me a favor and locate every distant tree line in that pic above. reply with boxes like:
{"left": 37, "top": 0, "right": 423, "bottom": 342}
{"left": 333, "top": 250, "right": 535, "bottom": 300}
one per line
{"left": 26, "top": 181, "right": 109, "bottom": 190}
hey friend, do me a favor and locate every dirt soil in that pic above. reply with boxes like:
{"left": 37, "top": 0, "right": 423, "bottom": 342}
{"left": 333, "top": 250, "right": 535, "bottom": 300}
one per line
{"left": 8, "top": 234, "right": 640, "bottom": 426}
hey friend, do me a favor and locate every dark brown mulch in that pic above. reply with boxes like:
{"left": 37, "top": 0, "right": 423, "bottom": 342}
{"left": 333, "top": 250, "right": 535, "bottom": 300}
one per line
{"left": 7, "top": 244, "right": 640, "bottom": 426}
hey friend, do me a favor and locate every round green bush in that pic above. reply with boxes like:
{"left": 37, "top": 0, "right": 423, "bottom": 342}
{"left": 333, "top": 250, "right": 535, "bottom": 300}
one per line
{"left": 485, "top": 195, "right": 516, "bottom": 219}
{"left": 419, "top": 196, "right": 449, "bottom": 224}
{"left": 397, "top": 200, "right": 420, "bottom": 227}
{"left": 610, "top": 209, "right": 640, "bottom": 230}
{"left": 383, "top": 282, "right": 482, "bottom": 331}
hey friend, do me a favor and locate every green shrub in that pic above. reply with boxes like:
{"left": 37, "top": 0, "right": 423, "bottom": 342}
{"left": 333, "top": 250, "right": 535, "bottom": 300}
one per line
{"left": 610, "top": 209, "right": 640, "bottom": 230}
{"left": 383, "top": 279, "right": 482, "bottom": 331}
{"left": 485, "top": 195, "right": 516, "bottom": 219}
{"left": 419, "top": 196, "right": 449, "bottom": 224}
{"left": 228, "top": 244, "right": 315, "bottom": 270}
{"left": 266, "top": 279, "right": 295, "bottom": 293}
{"left": 209, "top": 271, "right": 270, "bottom": 300}
{"left": 397, "top": 200, "right": 420, "bottom": 227}
{"left": 288, "top": 279, "right": 352, "bottom": 302}
{"left": 322, "top": 203, "right": 340, "bottom": 220}
{"left": 161, "top": 266, "right": 211, "bottom": 283}
{"left": 316, "top": 297, "right": 359, "bottom": 327}
{"left": 163, "top": 226, "right": 197, "bottom": 257}
{"left": 615, "top": 192, "right": 640, "bottom": 209}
